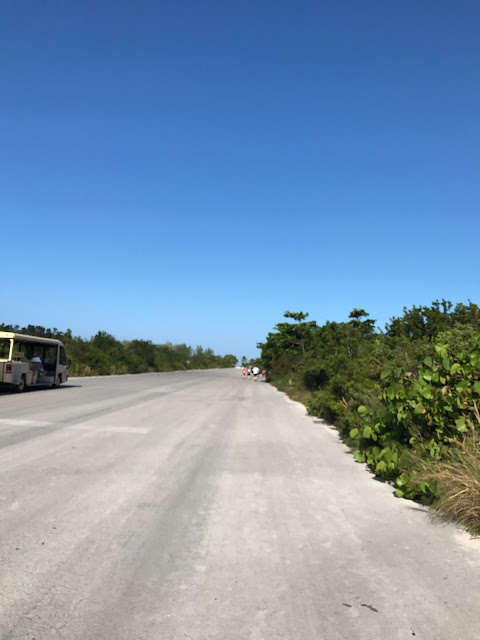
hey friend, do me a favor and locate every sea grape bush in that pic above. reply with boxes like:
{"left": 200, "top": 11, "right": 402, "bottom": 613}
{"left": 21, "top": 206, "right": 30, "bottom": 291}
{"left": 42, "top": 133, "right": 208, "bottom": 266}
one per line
{"left": 259, "top": 302, "right": 480, "bottom": 504}
{"left": 349, "top": 336, "right": 480, "bottom": 497}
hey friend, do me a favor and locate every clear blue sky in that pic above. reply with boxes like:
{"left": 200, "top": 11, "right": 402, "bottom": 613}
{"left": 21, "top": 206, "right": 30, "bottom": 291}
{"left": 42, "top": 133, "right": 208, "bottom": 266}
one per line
{"left": 2, "top": 0, "right": 479, "bottom": 359}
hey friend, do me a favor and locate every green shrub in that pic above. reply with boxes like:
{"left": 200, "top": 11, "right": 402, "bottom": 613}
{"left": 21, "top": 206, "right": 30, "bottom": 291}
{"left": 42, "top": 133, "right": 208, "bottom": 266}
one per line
{"left": 349, "top": 337, "right": 480, "bottom": 490}
{"left": 302, "top": 368, "right": 329, "bottom": 391}
{"left": 260, "top": 304, "right": 480, "bottom": 531}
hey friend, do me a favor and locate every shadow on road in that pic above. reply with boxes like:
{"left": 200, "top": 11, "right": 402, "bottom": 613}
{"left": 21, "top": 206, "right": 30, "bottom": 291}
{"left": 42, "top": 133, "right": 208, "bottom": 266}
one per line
{"left": 0, "top": 384, "right": 82, "bottom": 395}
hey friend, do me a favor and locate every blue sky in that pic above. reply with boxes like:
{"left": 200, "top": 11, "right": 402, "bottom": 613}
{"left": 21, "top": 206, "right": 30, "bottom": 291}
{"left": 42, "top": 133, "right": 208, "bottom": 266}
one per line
{"left": 2, "top": 0, "right": 479, "bottom": 359}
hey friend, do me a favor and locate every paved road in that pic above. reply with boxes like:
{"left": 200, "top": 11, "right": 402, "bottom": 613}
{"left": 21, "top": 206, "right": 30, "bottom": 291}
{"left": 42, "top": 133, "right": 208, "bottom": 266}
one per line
{"left": 0, "top": 369, "right": 479, "bottom": 640}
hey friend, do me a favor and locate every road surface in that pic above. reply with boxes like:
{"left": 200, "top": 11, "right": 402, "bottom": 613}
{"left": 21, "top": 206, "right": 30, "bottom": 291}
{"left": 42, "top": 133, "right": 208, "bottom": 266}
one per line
{"left": 0, "top": 369, "right": 479, "bottom": 639}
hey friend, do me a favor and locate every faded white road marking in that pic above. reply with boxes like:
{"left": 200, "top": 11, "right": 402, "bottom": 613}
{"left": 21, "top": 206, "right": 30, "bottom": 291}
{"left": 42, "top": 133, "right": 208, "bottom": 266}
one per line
{"left": 0, "top": 418, "right": 149, "bottom": 435}
{"left": 0, "top": 418, "right": 52, "bottom": 427}
{"left": 102, "top": 425, "right": 150, "bottom": 434}
{"left": 70, "top": 425, "right": 150, "bottom": 434}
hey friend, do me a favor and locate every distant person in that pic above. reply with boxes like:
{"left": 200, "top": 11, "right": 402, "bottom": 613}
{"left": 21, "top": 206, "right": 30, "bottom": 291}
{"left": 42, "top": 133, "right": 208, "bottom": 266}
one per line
{"left": 242, "top": 368, "right": 247, "bottom": 378}
{"left": 252, "top": 366, "right": 260, "bottom": 381}
{"left": 262, "top": 369, "right": 266, "bottom": 378}
{"left": 30, "top": 355, "right": 44, "bottom": 380}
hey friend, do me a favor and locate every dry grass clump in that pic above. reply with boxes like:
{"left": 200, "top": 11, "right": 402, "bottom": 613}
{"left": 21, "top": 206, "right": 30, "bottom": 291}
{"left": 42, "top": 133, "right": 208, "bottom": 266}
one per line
{"left": 427, "top": 433, "right": 480, "bottom": 536}
{"left": 415, "top": 404, "right": 480, "bottom": 536}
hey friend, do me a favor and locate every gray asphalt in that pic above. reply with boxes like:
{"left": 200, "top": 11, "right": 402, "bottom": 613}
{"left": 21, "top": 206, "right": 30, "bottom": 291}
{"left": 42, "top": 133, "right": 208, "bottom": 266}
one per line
{"left": 0, "top": 369, "right": 479, "bottom": 640}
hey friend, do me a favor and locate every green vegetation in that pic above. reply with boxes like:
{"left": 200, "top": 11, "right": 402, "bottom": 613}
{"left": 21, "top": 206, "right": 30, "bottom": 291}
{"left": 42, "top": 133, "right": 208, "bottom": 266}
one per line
{"left": 0, "top": 324, "right": 237, "bottom": 375}
{"left": 258, "top": 301, "right": 480, "bottom": 534}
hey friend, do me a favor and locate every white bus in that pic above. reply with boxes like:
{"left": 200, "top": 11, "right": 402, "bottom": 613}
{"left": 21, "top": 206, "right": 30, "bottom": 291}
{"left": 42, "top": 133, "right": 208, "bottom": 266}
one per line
{"left": 0, "top": 331, "right": 69, "bottom": 392}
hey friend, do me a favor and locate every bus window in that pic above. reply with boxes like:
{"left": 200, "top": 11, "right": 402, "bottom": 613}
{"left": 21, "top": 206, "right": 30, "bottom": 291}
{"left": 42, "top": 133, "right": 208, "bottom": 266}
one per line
{"left": 0, "top": 339, "right": 11, "bottom": 359}
{"left": 12, "top": 341, "right": 28, "bottom": 360}
{"left": 43, "top": 346, "right": 58, "bottom": 372}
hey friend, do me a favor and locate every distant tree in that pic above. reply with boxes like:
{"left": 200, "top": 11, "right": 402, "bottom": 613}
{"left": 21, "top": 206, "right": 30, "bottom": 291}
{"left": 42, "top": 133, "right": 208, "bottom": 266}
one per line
{"left": 257, "top": 310, "right": 318, "bottom": 370}
{"left": 275, "top": 310, "right": 317, "bottom": 355}
{"left": 386, "top": 300, "right": 454, "bottom": 341}
{"left": 0, "top": 323, "right": 233, "bottom": 376}
{"left": 222, "top": 354, "right": 238, "bottom": 367}
{"left": 348, "top": 309, "right": 376, "bottom": 337}
{"left": 283, "top": 311, "right": 309, "bottom": 323}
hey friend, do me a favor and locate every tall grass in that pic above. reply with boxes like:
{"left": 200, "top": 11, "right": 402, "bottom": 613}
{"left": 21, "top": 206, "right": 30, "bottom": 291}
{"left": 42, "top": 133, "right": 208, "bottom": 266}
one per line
{"left": 414, "top": 404, "right": 480, "bottom": 536}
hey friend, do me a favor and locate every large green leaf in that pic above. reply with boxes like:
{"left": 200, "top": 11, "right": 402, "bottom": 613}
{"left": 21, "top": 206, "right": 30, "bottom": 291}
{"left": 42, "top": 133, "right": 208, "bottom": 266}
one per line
{"left": 423, "top": 356, "right": 433, "bottom": 369}
{"left": 420, "top": 481, "right": 431, "bottom": 494}
{"left": 353, "top": 450, "right": 365, "bottom": 463}
{"left": 421, "top": 386, "right": 433, "bottom": 400}
{"left": 386, "top": 388, "right": 396, "bottom": 401}
{"left": 450, "top": 362, "right": 462, "bottom": 375}
{"left": 362, "top": 425, "right": 373, "bottom": 439}
{"left": 375, "top": 460, "right": 387, "bottom": 473}
{"left": 381, "top": 448, "right": 394, "bottom": 463}
{"left": 455, "top": 379, "right": 469, "bottom": 392}
{"left": 435, "top": 343, "right": 448, "bottom": 359}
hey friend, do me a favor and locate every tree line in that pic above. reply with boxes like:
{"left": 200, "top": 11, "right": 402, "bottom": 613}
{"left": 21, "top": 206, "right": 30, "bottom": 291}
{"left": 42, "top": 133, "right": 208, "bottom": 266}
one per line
{"left": 0, "top": 324, "right": 238, "bottom": 375}
{"left": 258, "top": 301, "right": 480, "bottom": 534}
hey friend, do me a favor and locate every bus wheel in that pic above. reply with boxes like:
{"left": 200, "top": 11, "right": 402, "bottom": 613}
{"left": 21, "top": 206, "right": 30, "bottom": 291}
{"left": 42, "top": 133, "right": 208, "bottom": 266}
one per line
{"left": 52, "top": 375, "right": 62, "bottom": 388}
{"left": 16, "top": 376, "right": 26, "bottom": 393}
